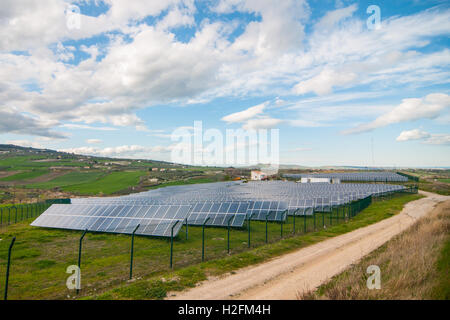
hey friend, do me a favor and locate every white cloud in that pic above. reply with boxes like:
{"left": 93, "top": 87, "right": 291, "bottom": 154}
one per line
{"left": 424, "top": 134, "right": 450, "bottom": 145}
{"left": 396, "top": 129, "right": 450, "bottom": 145}
{"left": 86, "top": 139, "right": 102, "bottom": 144}
{"left": 60, "top": 124, "right": 118, "bottom": 131}
{"left": 221, "top": 102, "right": 267, "bottom": 123}
{"left": 0, "top": 109, "right": 66, "bottom": 139}
{"left": 59, "top": 144, "right": 173, "bottom": 158}
{"left": 221, "top": 101, "right": 283, "bottom": 129}
{"left": 293, "top": 68, "right": 357, "bottom": 95}
{"left": 396, "top": 129, "right": 430, "bottom": 141}
{"left": 0, "top": 0, "right": 191, "bottom": 51}
{"left": 1, "top": 2, "right": 450, "bottom": 141}
{"left": 242, "top": 117, "right": 283, "bottom": 130}
{"left": 343, "top": 93, "right": 450, "bottom": 134}
{"left": 314, "top": 4, "right": 357, "bottom": 31}
{"left": 4, "top": 139, "right": 44, "bottom": 149}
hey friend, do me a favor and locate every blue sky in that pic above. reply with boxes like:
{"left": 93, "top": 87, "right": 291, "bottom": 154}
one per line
{"left": 0, "top": 0, "right": 449, "bottom": 167}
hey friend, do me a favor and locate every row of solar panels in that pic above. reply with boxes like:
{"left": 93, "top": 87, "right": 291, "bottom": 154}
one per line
{"left": 32, "top": 182, "right": 405, "bottom": 237}
{"left": 71, "top": 182, "right": 404, "bottom": 203}
{"left": 283, "top": 172, "right": 409, "bottom": 182}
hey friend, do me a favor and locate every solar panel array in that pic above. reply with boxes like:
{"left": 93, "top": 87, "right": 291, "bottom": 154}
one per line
{"left": 31, "top": 204, "right": 191, "bottom": 237}
{"left": 283, "top": 171, "right": 408, "bottom": 182}
{"left": 32, "top": 180, "right": 405, "bottom": 237}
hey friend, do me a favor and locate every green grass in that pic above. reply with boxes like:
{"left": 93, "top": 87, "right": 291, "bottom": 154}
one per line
{"left": 432, "top": 238, "right": 450, "bottom": 299}
{"left": 25, "top": 171, "right": 105, "bottom": 190}
{"left": 438, "top": 178, "right": 450, "bottom": 184}
{"left": 146, "top": 177, "right": 218, "bottom": 190}
{"left": 63, "top": 171, "right": 147, "bottom": 195}
{"left": 0, "top": 192, "right": 421, "bottom": 300}
{"left": 0, "top": 155, "right": 94, "bottom": 171}
{"left": 0, "top": 169, "right": 50, "bottom": 182}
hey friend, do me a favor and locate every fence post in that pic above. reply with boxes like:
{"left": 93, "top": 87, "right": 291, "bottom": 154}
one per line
{"left": 130, "top": 224, "right": 140, "bottom": 278}
{"left": 4, "top": 237, "right": 16, "bottom": 300}
{"left": 322, "top": 210, "right": 325, "bottom": 228}
{"left": 227, "top": 216, "right": 234, "bottom": 254}
{"left": 7, "top": 207, "right": 10, "bottom": 225}
{"left": 265, "top": 213, "right": 269, "bottom": 243}
{"left": 11, "top": 207, "right": 17, "bottom": 224}
{"left": 169, "top": 221, "right": 179, "bottom": 269}
{"left": 201, "top": 217, "right": 210, "bottom": 262}
{"left": 304, "top": 211, "right": 307, "bottom": 233}
{"left": 247, "top": 213, "right": 255, "bottom": 248}
{"left": 293, "top": 209, "right": 299, "bottom": 234}
{"left": 280, "top": 211, "right": 286, "bottom": 238}
{"left": 329, "top": 207, "right": 332, "bottom": 226}
{"left": 185, "top": 217, "right": 188, "bottom": 241}
{"left": 0, "top": 208, "right": 3, "bottom": 225}
{"left": 77, "top": 230, "right": 88, "bottom": 295}
{"left": 313, "top": 211, "right": 316, "bottom": 230}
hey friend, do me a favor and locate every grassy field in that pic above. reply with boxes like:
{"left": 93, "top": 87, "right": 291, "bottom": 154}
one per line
{"left": 0, "top": 156, "right": 87, "bottom": 170}
{"left": 302, "top": 199, "right": 449, "bottom": 300}
{"left": 0, "top": 192, "right": 421, "bottom": 300}
{"left": 145, "top": 177, "right": 223, "bottom": 190}
{"left": 416, "top": 181, "right": 450, "bottom": 196}
{"left": 0, "top": 169, "right": 50, "bottom": 182}
{"left": 25, "top": 171, "right": 105, "bottom": 190}
{"left": 63, "top": 171, "right": 147, "bottom": 195}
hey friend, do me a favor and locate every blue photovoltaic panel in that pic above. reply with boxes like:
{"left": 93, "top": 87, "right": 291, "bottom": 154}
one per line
{"left": 246, "top": 201, "right": 288, "bottom": 221}
{"left": 31, "top": 204, "right": 191, "bottom": 237}
{"left": 32, "top": 180, "right": 406, "bottom": 236}
{"left": 186, "top": 201, "right": 249, "bottom": 227}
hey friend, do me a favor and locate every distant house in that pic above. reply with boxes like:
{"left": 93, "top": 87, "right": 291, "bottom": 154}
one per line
{"left": 160, "top": 168, "right": 166, "bottom": 172}
{"left": 152, "top": 168, "right": 159, "bottom": 171}
{"left": 251, "top": 170, "right": 268, "bottom": 181}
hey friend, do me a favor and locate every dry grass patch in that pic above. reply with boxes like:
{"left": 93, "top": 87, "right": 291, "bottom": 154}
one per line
{"left": 300, "top": 200, "right": 450, "bottom": 300}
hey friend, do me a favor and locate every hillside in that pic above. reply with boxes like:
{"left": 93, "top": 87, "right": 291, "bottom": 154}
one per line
{"left": 0, "top": 144, "right": 229, "bottom": 203}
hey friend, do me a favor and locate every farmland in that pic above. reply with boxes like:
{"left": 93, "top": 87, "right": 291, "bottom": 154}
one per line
{"left": 0, "top": 145, "right": 231, "bottom": 203}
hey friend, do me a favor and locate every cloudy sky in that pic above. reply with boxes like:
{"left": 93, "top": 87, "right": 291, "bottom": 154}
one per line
{"left": 1, "top": 0, "right": 449, "bottom": 167}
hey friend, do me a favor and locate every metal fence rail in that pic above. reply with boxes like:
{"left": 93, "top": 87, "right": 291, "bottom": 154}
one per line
{"left": 0, "top": 202, "right": 51, "bottom": 227}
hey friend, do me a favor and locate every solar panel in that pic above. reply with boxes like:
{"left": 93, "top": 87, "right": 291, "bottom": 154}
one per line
{"left": 246, "top": 201, "right": 288, "bottom": 221}
{"left": 33, "top": 180, "right": 407, "bottom": 237}
{"left": 283, "top": 172, "right": 408, "bottom": 182}
{"left": 186, "top": 201, "right": 249, "bottom": 227}
{"left": 31, "top": 204, "right": 191, "bottom": 237}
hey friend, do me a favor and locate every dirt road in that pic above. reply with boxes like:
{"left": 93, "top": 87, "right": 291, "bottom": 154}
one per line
{"left": 168, "top": 191, "right": 449, "bottom": 300}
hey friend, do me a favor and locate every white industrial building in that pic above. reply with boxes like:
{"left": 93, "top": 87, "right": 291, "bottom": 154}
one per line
{"left": 300, "top": 177, "right": 341, "bottom": 184}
